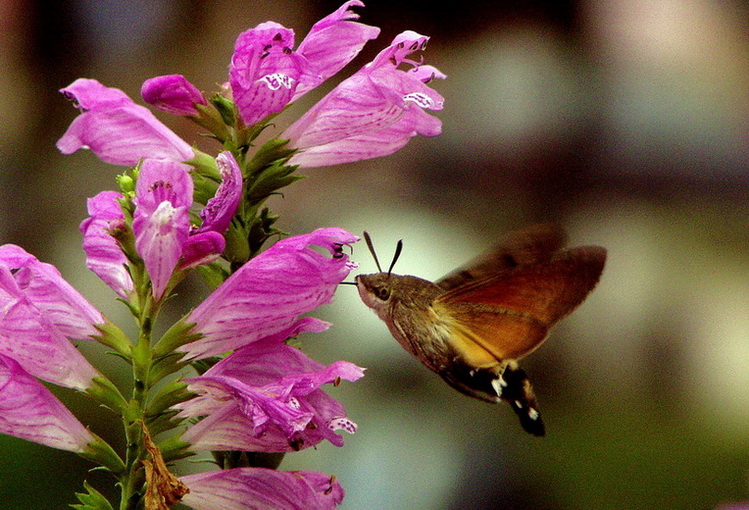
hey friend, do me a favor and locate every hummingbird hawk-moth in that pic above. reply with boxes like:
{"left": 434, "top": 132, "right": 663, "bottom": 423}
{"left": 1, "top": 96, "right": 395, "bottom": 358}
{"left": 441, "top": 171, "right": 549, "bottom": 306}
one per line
{"left": 355, "top": 224, "right": 606, "bottom": 436}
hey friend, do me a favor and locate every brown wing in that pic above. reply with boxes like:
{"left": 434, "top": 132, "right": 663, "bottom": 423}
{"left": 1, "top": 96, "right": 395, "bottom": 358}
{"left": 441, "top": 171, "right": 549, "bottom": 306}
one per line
{"left": 436, "top": 246, "right": 606, "bottom": 361}
{"left": 436, "top": 223, "right": 568, "bottom": 291}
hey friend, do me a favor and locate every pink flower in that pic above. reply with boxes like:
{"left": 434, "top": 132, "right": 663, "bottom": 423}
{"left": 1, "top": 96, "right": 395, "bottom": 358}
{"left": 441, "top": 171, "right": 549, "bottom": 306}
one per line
{"left": 179, "top": 228, "right": 358, "bottom": 359}
{"left": 0, "top": 354, "right": 97, "bottom": 452}
{"left": 191, "top": 152, "right": 243, "bottom": 237}
{"left": 292, "top": 0, "right": 381, "bottom": 100}
{"left": 57, "top": 78, "right": 194, "bottom": 166}
{"left": 0, "top": 244, "right": 104, "bottom": 340}
{"left": 284, "top": 31, "right": 445, "bottom": 167}
{"left": 177, "top": 340, "right": 363, "bottom": 452}
{"left": 180, "top": 468, "right": 344, "bottom": 510}
{"left": 133, "top": 159, "right": 193, "bottom": 300}
{"left": 79, "top": 191, "right": 134, "bottom": 298}
{"left": 230, "top": 1, "right": 379, "bottom": 126}
{"left": 141, "top": 74, "right": 207, "bottom": 116}
{"left": 0, "top": 268, "right": 101, "bottom": 390}
{"left": 80, "top": 153, "right": 241, "bottom": 300}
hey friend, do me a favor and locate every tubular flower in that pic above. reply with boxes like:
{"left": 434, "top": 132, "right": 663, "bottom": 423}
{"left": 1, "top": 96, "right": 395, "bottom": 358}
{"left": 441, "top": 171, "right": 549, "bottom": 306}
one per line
{"left": 179, "top": 228, "right": 359, "bottom": 360}
{"left": 284, "top": 30, "right": 445, "bottom": 167}
{"left": 131, "top": 152, "right": 242, "bottom": 299}
{"left": 141, "top": 74, "right": 207, "bottom": 116}
{"left": 79, "top": 190, "right": 134, "bottom": 299}
{"left": 230, "top": 0, "right": 379, "bottom": 126}
{"left": 133, "top": 159, "right": 193, "bottom": 300}
{"left": 177, "top": 340, "right": 363, "bottom": 453}
{"left": 180, "top": 468, "right": 344, "bottom": 510}
{"left": 0, "top": 244, "right": 104, "bottom": 340}
{"left": 0, "top": 354, "right": 98, "bottom": 452}
{"left": 0, "top": 264, "right": 101, "bottom": 391}
{"left": 180, "top": 152, "right": 243, "bottom": 270}
{"left": 56, "top": 78, "right": 194, "bottom": 166}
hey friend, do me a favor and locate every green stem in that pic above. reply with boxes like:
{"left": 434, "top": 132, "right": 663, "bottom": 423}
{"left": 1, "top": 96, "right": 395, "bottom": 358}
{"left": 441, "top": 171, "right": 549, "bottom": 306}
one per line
{"left": 118, "top": 292, "right": 159, "bottom": 510}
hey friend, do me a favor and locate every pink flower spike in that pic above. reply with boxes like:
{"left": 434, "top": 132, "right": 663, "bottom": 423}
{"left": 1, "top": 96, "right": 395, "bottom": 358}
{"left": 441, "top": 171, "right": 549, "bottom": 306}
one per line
{"left": 180, "top": 468, "right": 344, "bottom": 510}
{"left": 180, "top": 228, "right": 358, "bottom": 359}
{"left": 0, "top": 354, "right": 97, "bottom": 452}
{"left": 293, "top": 0, "right": 380, "bottom": 100}
{"left": 80, "top": 191, "right": 134, "bottom": 298}
{"left": 133, "top": 159, "right": 193, "bottom": 300}
{"left": 57, "top": 78, "right": 194, "bottom": 166}
{"left": 177, "top": 340, "right": 362, "bottom": 453}
{"left": 284, "top": 30, "right": 444, "bottom": 168}
{"left": 141, "top": 74, "right": 207, "bottom": 116}
{"left": 0, "top": 244, "right": 104, "bottom": 340}
{"left": 0, "top": 267, "right": 100, "bottom": 390}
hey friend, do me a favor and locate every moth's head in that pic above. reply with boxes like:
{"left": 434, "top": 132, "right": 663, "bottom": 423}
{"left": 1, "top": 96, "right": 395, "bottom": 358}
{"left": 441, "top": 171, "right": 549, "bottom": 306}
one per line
{"left": 354, "top": 231, "right": 404, "bottom": 312}
{"left": 355, "top": 273, "right": 396, "bottom": 311}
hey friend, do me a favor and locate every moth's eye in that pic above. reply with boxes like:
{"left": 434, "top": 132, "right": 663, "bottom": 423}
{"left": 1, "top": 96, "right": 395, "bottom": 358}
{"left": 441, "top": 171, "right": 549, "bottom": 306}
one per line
{"left": 376, "top": 287, "right": 390, "bottom": 300}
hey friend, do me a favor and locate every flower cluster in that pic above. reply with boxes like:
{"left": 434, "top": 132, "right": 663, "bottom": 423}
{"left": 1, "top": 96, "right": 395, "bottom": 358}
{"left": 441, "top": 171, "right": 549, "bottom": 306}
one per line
{"left": 57, "top": 2, "right": 444, "bottom": 170}
{"left": 1, "top": 2, "right": 443, "bottom": 509}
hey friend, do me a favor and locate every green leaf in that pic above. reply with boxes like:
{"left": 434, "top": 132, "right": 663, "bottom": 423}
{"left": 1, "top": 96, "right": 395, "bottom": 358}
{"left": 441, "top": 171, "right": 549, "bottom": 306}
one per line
{"left": 209, "top": 93, "right": 237, "bottom": 127}
{"left": 245, "top": 137, "right": 297, "bottom": 177}
{"left": 195, "top": 260, "right": 231, "bottom": 289}
{"left": 151, "top": 319, "right": 201, "bottom": 359}
{"left": 92, "top": 321, "right": 132, "bottom": 357}
{"left": 248, "top": 207, "right": 285, "bottom": 257}
{"left": 70, "top": 481, "right": 114, "bottom": 510}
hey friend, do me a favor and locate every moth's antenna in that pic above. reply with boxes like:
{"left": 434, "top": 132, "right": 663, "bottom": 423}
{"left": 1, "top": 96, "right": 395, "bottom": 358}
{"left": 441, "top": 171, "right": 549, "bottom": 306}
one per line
{"left": 388, "top": 240, "right": 403, "bottom": 276}
{"left": 363, "top": 231, "right": 383, "bottom": 273}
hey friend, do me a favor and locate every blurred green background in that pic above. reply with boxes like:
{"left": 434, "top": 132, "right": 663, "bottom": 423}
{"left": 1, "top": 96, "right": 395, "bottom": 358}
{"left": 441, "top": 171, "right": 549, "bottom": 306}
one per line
{"left": 1, "top": 1, "right": 747, "bottom": 508}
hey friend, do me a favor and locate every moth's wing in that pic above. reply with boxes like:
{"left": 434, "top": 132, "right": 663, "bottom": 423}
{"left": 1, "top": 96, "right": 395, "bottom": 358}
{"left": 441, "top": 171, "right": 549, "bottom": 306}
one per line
{"left": 435, "top": 246, "right": 606, "bottom": 361}
{"left": 436, "top": 223, "right": 569, "bottom": 291}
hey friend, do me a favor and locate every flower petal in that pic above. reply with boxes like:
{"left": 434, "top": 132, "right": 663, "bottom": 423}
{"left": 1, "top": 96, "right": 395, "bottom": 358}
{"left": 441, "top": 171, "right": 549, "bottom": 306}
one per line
{"left": 0, "top": 244, "right": 105, "bottom": 339}
{"left": 230, "top": 22, "right": 309, "bottom": 126}
{"left": 284, "top": 31, "right": 444, "bottom": 168}
{"left": 288, "top": 106, "right": 441, "bottom": 167}
{"left": 180, "top": 468, "right": 344, "bottom": 510}
{"left": 0, "top": 267, "right": 100, "bottom": 390}
{"left": 293, "top": 0, "right": 380, "bottom": 100}
{"left": 79, "top": 191, "right": 134, "bottom": 298}
{"left": 133, "top": 159, "right": 193, "bottom": 300}
{"left": 141, "top": 74, "right": 206, "bottom": 116}
{"left": 0, "top": 354, "right": 96, "bottom": 452}
{"left": 194, "top": 152, "right": 242, "bottom": 235}
{"left": 57, "top": 78, "right": 194, "bottom": 166}
{"left": 180, "top": 231, "right": 226, "bottom": 270}
{"left": 180, "top": 228, "right": 358, "bottom": 359}
{"left": 178, "top": 340, "right": 362, "bottom": 452}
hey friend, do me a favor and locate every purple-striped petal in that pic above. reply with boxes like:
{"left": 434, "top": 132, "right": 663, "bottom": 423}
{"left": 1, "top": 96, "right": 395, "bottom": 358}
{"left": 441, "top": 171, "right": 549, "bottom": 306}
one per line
{"left": 133, "top": 159, "right": 193, "bottom": 300}
{"left": 57, "top": 79, "right": 194, "bottom": 166}
{"left": 0, "top": 244, "right": 104, "bottom": 340}
{"left": 230, "top": 22, "right": 309, "bottom": 126}
{"left": 194, "top": 151, "right": 242, "bottom": 235}
{"left": 293, "top": 0, "right": 380, "bottom": 100}
{"left": 0, "top": 268, "right": 99, "bottom": 390}
{"left": 0, "top": 354, "right": 97, "bottom": 452}
{"left": 180, "top": 228, "right": 358, "bottom": 359}
{"left": 177, "top": 340, "right": 362, "bottom": 452}
{"left": 180, "top": 468, "right": 344, "bottom": 510}
{"left": 80, "top": 191, "right": 134, "bottom": 298}
{"left": 141, "top": 74, "right": 207, "bottom": 116}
